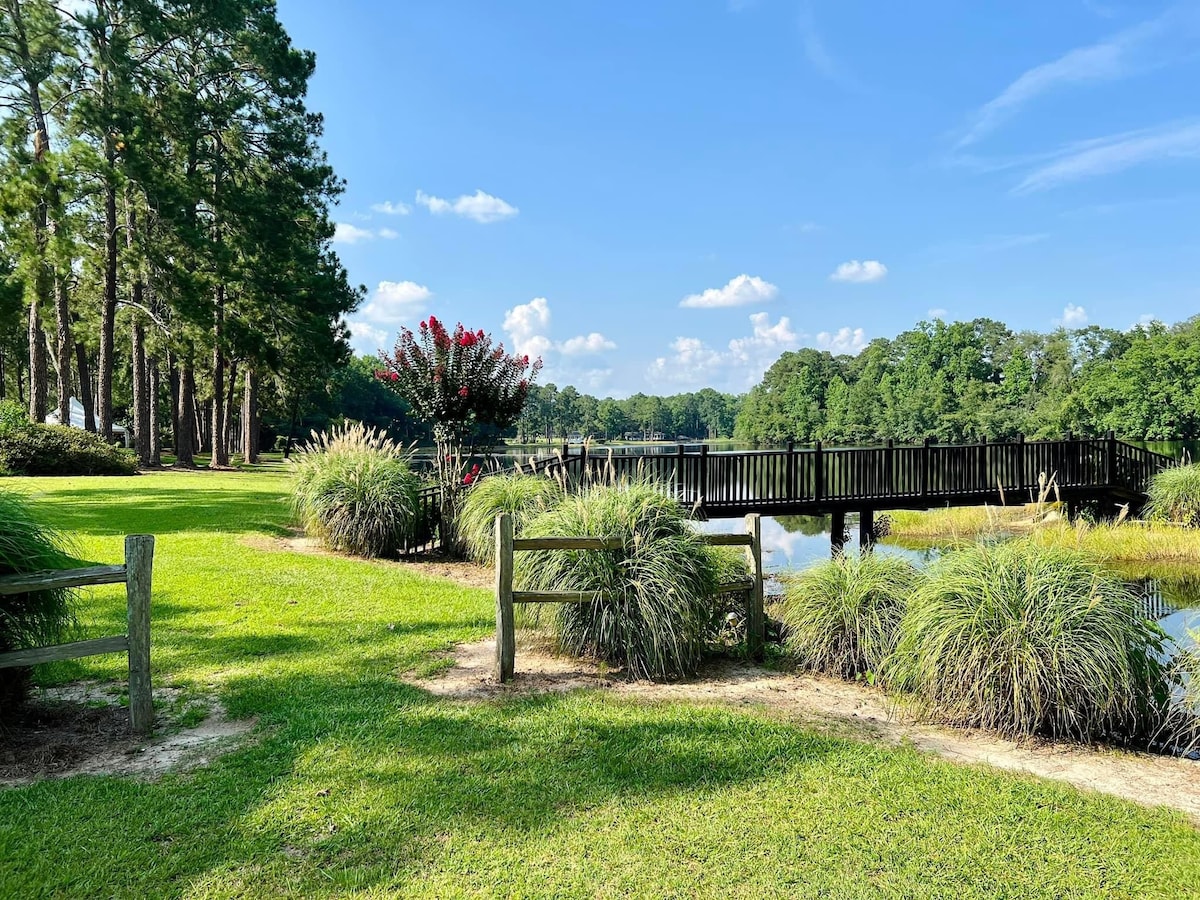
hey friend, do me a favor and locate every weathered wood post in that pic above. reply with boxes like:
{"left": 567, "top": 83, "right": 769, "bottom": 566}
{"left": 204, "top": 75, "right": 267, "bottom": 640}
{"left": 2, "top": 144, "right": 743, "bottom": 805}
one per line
{"left": 744, "top": 514, "right": 764, "bottom": 660}
{"left": 1106, "top": 430, "right": 1117, "bottom": 486}
{"left": 579, "top": 441, "right": 589, "bottom": 484}
{"left": 125, "top": 534, "right": 155, "bottom": 734}
{"left": 858, "top": 509, "right": 875, "bottom": 553}
{"left": 786, "top": 440, "right": 797, "bottom": 501}
{"left": 920, "top": 437, "right": 932, "bottom": 498}
{"left": 814, "top": 441, "right": 824, "bottom": 502}
{"left": 494, "top": 513, "right": 515, "bottom": 683}
{"left": 830, "top": 509, "right": 846, "bottom": 557}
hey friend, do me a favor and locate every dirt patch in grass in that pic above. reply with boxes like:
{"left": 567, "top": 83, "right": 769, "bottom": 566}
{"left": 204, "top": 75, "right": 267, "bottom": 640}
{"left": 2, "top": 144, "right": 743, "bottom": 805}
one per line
{"left": 243, "top": 534, "right": 494, "bottom": 589}
{"left": 414, "top": 637, "right": 1200, "bottom": 825}
{"left": 0, "top": 683, "right": 254, "bottom": 786}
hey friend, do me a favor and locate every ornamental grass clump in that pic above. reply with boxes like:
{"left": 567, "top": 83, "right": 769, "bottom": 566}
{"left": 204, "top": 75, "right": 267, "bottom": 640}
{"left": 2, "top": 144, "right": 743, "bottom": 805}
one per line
{"left": 457, "top": 473, "right": 564, "bottom": 564}
{"left": 0, "top": 489, "right": 76, "bottom": 718}
{"left": 885, "top": 539, "right": 1170, "bottom": 742}
{"left": 1146, "top": 463, "right": 1200, "bottom": 527}
{"left": 515, "top": 479, "right": 722, "bottom": 680}
{"left": 780, "top": 554, "right": 918, "bottom": 679}
{"left": 290, "top": 422, "right": 422, "bottom": 558}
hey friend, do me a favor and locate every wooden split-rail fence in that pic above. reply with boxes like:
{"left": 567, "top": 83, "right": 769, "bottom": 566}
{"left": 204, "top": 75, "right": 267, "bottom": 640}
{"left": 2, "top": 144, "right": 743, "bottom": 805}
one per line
{"left": 0, "top": 535, "right": 155, "bottom": 733}
{"left": 493, "top": 512, "right": 764, "bottom": 683}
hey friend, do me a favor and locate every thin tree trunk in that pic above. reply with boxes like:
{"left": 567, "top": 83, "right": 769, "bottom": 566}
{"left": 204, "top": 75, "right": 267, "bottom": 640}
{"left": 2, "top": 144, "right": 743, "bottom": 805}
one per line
{"left": 148, "top": 355, "right": 162, "bottom": 466}
{"left": 132, "top": 320, "right": 150, "bottom": 466}
{"left": 97, "top": 179, "right": 118, "bottom": 440}
{"left": 74, "top": 340, "right": 96, "bottom": 432}
{"left": 242, "top": 367, "right": 259, "bottom": 463}
{"left": 167, "top": 350, "right": 179, "bottom": 449}
{"left": 27, "top": 303, "right": 46, "bottom": 423}
{"left": 51, "top": 274, "right": 71, "bottom": 424}
{"left": 0, "top": 347, "right": 5, "bottom": 399}
{"left": 210, "top": 285, "right": 228, "bottom": 467}
{"left": 175, "top": 356, "right": 196, "bottom": 468}
{"left": 221, "top": 357, "right": 237, "bottom": 461}
{"left": 283, "top": 398, "right": 300, "bottom": 459}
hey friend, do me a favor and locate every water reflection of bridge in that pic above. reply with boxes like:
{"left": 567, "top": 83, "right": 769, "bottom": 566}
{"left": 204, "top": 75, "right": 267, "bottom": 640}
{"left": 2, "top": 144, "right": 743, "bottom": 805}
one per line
{"left": 534, "top": 434, "right": 1172, "bottom": 552}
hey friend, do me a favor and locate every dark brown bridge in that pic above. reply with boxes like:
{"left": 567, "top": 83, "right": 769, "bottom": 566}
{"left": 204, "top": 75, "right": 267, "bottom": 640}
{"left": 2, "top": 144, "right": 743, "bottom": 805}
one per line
{"left": 531, "top": 433, "right": 1172, "bottom": 545}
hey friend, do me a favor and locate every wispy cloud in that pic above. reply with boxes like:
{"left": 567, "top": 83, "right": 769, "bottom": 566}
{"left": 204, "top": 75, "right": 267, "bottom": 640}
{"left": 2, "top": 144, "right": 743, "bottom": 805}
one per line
{"left": 333, "top": 223, "right": 399, "bottom": 244}
{"left": 829, "top": 260, "right": 888, "bottom": 283}
{"left": 816, "top": 327, "right": 868, "bottom": 354}
{"left": 1015, "top": 120, "right": 1200, "bottom": 192}
{"left": 416, "top": 189, "right": 519, "bottom": 224}
{"left": 956, "top": 6, "right": 1200, "bottom": 148}
{"left": 1059, "top": 303, "right": 1089, "bottom": 327}
{"left": 797, "top": 3, "right": 861, "bottom": 91}
{"left": 371, "top": 201, "right": 411, "bottom": 216}
{"left": 679, "top": 274, "right": 779, "bottom": 308}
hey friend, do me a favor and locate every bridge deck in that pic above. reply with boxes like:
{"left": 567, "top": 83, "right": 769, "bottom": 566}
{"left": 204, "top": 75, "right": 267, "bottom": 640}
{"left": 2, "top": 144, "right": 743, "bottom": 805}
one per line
{"left": 533, "top": 435, "right": 1171, "bottom": 519}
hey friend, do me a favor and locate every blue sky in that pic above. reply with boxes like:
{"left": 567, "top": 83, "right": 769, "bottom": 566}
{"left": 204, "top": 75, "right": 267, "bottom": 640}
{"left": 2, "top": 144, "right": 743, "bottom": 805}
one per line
{"left": 276, "top": 0, "right": 1200, "bottom": 397}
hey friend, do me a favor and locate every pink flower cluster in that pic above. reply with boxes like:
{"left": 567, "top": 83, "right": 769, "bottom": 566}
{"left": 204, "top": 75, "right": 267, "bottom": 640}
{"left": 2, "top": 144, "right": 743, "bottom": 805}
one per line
{"left": 373, "top": 368, "right": 399, "bottom": 382}
{"left": 462, "top": 463, "right": 481, "bottom": 485}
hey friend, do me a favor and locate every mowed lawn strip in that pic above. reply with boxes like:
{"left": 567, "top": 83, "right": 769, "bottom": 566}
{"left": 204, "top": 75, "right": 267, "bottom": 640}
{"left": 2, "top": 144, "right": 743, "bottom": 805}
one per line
{"left": 0, "top": 470, "right": 1197, "bottom": 899}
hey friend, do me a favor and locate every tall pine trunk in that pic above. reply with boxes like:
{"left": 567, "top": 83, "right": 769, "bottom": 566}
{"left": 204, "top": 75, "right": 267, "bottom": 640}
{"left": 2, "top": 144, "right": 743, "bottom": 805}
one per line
{"left": 52, "top": 274, "right": 71, "bottom": 425}
{"left": 148, "top": 355, "right": 162, "bottom": 466}
{"left": 74, "top": 339, "right": 96, "bottom": 432}
{"left": 210, "top": 285, "right": 229, "bottom": 467}
{"left": 131, "top": 320, "right": 150, "bottom": 466}
{"left": 97, "top": 178, "right": 118, "bottom": 440}
{"left": 174, "top": 355, "right": 196, "bottom": 468}
{"left": 242, "top": 367, "right": 259, "bottom": 463}
{"left": 27, "top": 303, "right": 46, "bottom": 422}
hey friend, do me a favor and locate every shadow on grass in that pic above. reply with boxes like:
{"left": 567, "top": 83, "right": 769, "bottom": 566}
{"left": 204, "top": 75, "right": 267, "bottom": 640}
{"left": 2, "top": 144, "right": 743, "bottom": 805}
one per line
{"left": 34, "top": 486, "right": 292, "bottom": 536}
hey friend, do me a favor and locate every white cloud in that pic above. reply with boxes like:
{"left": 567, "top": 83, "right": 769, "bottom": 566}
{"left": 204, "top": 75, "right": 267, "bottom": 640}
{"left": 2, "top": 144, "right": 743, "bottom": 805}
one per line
{"left": 1014, "top": 120, "right": 1200, "bottom": 193}
{"left": 829, "top": 260, "right": 888, "bottom": 283}
{"left": 956, "top": 8, "right": 1199, "bottom": 147}
{"left": 346, "top": 320, "right": 388, "bottom": 355}
{"left": 332, "top": 223, "right": 376, "bottom": 245}
{"left": 359, "top": 281, "right": 433, "bottom": 324}
{"left": 816, "top": 327, "right": 868, "bottom": 354}
{"left": 560, "top": 332, "right": 617, "bottom": 355}
{"left": 416, "top": 189, "right": 519, "bottom": 224}
{"left": 649, "top": 312, "right": 805, "bottom": 390}
{"left": 371, "top": 201, "right": 411, "bottom": 216}
{"left": 679, "top": 274, "right": 779, "bottom": 308}
{"left": 502, "top": 297, "right": 553, "bottom": 359}
{"left": 1060, "top": 303, "right": 1089, "bottom": 327}
{"left": 378, "top": 228, "right": 399, "bottom": 240}
{"left": 928, "top": 307, "right": 948, "bottom": 319}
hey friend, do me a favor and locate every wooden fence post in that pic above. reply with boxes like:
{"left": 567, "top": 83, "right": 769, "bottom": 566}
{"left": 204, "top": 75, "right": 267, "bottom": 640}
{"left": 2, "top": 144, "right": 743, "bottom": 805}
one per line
{"left": 885, "top": 438, "right": 894, "bottom": 494}
{"left": 125, "top": 534, "right": 154, "bottom": 734}
{"left": 744, "top": 514, "right": 764, "bottom": 661}
{"left": 494, "top": 513, "right": 515, "bottom": 683}
{"left": 920, "top": 437, "right": 931, "bottom": 498}
{"left": 786, "top": 441, "right": 797, "bottom": 501}
{"left": 814, "top": 441, "right": 824, "bottom": 502}
{"left": 1106, "top": 430, "right": 1117, "bottom": 486}
{"left": 699, "top": 444, "right": 709, "bottom": 507}
{"left": 675, "top": 443, "right": 685, "bottom": 500}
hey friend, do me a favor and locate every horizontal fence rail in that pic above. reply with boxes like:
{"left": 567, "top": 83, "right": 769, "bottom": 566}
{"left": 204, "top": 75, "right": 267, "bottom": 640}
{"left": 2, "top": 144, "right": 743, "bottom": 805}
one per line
{"left": 514, "top": 433, "right": 1172, "bottom": 519}
{"left": 493, "top": 512, "right": 764, "bottom": 683}
{"left": 0, "top": 535, "right": 155, "bottom": 733}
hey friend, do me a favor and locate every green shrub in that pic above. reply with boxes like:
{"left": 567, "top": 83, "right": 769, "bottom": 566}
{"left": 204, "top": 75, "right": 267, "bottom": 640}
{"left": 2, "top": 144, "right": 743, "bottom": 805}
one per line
{"left": 457, "top": 473, "right": 564, "bottom": 564}
{"left": 0, "top": 488, "right": 76, "bottom": 718}
{"left": 515, "top": 479, "right": 723, "bottom": 680}
{"left": 1146, "top": 464, "right": 1200, "bottom": 527}
{"left": 0, "top": 419, "right": 137, "bottom": 476}
{"left": 885, "top": 539, "right": 1170, "bottom": 741}
{"left": 290, "top": 422, "right": 422, "bottom": 558}
{"left": 780, "top": 554, "right": 917, "bottom": 679}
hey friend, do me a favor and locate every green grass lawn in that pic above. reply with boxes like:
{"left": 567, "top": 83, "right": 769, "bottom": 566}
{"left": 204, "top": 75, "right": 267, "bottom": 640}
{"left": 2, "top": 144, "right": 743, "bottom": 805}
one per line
{"left": 2, "top": 468, "right": 1200, "bottom": 899}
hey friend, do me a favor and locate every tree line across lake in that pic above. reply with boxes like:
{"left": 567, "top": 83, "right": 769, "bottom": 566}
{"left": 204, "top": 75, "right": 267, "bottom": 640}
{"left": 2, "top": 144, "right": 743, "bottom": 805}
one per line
{"left": 329, "top": 314, "right": 1200, "bottom": 450}
{"left": 0, "top": 0, "right": 357, "bottom": 465}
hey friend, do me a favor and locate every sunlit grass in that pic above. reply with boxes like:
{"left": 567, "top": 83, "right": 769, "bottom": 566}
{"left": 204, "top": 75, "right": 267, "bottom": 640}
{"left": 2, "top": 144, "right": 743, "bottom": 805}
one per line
{"left": 0, "top": 470, "right": 1198, "bottom": 898}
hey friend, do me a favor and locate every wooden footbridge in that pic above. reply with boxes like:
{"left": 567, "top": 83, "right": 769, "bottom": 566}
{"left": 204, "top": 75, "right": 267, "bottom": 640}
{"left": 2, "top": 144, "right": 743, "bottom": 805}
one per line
{"left": 527, "top": 433, "right": 1171, "bottom": 546}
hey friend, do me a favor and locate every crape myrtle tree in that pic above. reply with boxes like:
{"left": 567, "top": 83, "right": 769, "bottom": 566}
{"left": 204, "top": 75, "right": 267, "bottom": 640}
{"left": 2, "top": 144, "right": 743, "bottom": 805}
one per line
{"left": 376, "top": 315, "right": 541, "bottom": 548}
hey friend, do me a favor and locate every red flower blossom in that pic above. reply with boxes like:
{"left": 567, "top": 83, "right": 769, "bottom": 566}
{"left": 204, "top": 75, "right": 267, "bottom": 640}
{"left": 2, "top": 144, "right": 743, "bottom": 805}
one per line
{"left": 458, "top": 386, "right": 469, "bottom": 398}
{"left": 389, "top": 372, "right": 399, "bottom": 382}
{"left": 462, "top": 473, "right": 474, "bottom": 485}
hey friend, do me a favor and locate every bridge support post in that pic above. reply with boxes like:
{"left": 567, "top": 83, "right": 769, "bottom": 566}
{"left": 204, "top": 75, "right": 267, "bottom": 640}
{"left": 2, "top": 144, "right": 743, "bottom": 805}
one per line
{"left": 830, "top": 509, "right": 846, "bottom": 557}
{"left": 858, "top": 509, "right": 875, "bottom": 553}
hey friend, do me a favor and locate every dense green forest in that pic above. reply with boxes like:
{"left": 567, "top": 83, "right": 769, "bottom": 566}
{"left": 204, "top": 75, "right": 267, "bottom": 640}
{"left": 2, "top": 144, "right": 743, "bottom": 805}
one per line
{"left": 0, "top": 0, "right": 357, "bottom": 464}
{"left": 734, "top": 316, "right": 1200, "bottom": 445}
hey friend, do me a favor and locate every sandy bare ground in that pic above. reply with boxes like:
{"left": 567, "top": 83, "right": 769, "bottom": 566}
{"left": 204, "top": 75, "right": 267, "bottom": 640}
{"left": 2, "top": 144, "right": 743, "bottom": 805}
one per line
{"left": 412, "top": 636, "right": 1200, "bottom": 824}
{"left": 0, "top": 683, "right": 255, "bottom": 787}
